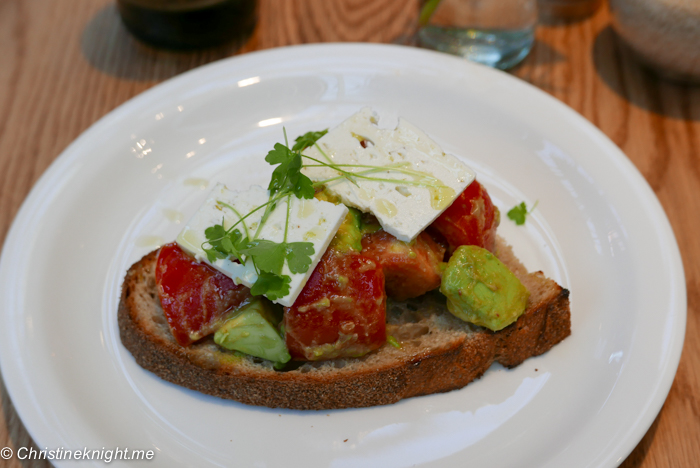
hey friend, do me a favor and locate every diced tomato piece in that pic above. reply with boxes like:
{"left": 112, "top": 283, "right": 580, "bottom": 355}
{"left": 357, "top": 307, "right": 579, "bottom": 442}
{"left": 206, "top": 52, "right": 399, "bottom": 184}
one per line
{"left": 284, "top": 249, "right": 386, "bottom": 361}
{"left": 360, "top": 230, "right": 445, "bottom": 301}
{"left": 155, "top": 243, "right": 251, "bottom": 346}
{"left": 430, "top": 180, "right": 499, "bottom": 253}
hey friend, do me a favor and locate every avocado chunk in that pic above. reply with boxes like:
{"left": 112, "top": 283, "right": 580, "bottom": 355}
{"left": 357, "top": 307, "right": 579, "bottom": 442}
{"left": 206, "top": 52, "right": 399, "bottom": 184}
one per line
{"left": 315, "top": 189, "right": 363, "bottom": 253}
{"left": 440, "top": 245, "right": 529, "bottom": 331}
{"left": 214, "top": 297, "right": 291, "bottom": 364}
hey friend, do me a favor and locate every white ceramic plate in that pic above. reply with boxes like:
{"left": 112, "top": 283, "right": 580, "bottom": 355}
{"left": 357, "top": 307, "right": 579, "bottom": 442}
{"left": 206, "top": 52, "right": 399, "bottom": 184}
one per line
{"left": 0, "top": 44, "right": 685, "bottom": 468}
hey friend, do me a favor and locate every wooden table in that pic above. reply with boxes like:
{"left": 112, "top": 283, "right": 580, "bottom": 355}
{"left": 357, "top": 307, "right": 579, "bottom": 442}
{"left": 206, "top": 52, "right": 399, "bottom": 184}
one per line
{"left": 0, "top": 1, "right": 697, "bottom": 466}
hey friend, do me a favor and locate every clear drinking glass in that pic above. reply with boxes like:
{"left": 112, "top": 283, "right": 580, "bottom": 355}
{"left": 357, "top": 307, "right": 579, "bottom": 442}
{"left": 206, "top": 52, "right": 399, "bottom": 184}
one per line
{"left": 417, "top": 0, "right": 538, "bottom": 70}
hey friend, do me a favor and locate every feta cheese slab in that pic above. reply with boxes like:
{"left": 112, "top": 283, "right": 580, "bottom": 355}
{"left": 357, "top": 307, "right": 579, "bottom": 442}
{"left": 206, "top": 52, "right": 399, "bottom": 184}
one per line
{"left": 176, "top": 184, "right": 348, "bottom": 307}
{"left": 302, "top": 107, "right": 475, "bottom": 241}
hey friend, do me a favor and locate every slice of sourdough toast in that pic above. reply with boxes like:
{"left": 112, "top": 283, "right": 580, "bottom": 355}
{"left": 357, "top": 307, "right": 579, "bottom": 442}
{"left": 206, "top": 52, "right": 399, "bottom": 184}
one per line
{"left": 118, "top": 237, "right": 570, "bottom": 410}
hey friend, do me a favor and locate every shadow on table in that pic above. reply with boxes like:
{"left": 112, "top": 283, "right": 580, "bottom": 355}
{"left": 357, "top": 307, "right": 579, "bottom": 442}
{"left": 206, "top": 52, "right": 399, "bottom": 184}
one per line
{"left": 81, "top": 4, "right": 249, "bottom": 81}
{"left": 592, "top": 26, "right": 700, "bottom": 121}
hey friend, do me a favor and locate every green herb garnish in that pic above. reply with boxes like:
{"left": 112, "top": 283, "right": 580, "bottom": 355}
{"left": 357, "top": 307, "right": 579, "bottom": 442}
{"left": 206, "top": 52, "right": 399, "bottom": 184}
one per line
{"left": 250, "top": 271, "right": 291, "bottom": 300}
{"left": 265, "top": 142, "right": 314, "bottom": 200}
{"left": 241, "top": 239, "right": 314, "bottom": 276}
{"left": 203, "top": 223, "right": 246, "bottom": 263}
{"left": 387, "top": 335, "right": 402, "bottom": 349}
{"left": 202, "top": 130, "right": 320, "bottom": 299}
{"left": 201, "top": 126, "right": 453, "bottom": 301}
{"left": 507, "top": 201, "right": 538, "bottom": 225}
{"left": 292, "top": 130, "right": 328, "bottom": 152}
{"left": 203, "top": 196, "right": 315, "bottom": 300}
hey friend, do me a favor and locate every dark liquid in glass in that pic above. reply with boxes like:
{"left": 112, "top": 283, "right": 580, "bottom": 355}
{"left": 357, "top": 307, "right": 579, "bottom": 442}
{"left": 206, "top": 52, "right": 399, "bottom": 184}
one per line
{"left": 117, "top": 0, "right": 256, "bottom": 49}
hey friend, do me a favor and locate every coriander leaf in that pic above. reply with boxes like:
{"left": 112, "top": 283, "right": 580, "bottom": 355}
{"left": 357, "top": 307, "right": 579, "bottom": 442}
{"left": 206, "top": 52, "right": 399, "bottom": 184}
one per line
{"left": 240, "top": 240, "right": 315, "bottom": 277}
{"left": 507, "top": 202, "right": 527, "bottom": 225}
{"left": 266, "top": 143, "right": 295, "bottom": 197}
{"left": 507, "top": 201, "right": 538, "bottom": 225}
{"left": 284, "top": 151, "right": 313, "bottom": 199}
{"left": 265, "top": 143, "right": 314, "bottom": 199}
{"left": 241, "top": 240, "right": 286, "bottom": 275}
{"left": 293, "top": 172, "right": 315, "bottom": 199}
{"left": 250, "top": 271, "right": 291, "bottom": 300}
{"left": 221, "top": 236, "right": 234, "bottom": 252}
{"left": 204, "top": 223, "right": 227, "bottom": 241}
{"left": 292, "top": 129, "right": 328, "bottom": 152}
{"left": 204, "top": 225, "right": 247, "bottom": 262}
{"left": 204, "top": 247, "right": 227, "bottom": 263}
{"left": 285, "top": 242, "right": 315, "bottom": 274}
{"left": 265, "top": 142, "right": 294, "bottom": 165}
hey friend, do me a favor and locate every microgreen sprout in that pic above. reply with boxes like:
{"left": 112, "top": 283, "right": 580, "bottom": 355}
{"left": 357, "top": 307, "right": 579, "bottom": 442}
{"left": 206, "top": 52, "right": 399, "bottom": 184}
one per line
{"left": 304, "top": 145, "right": 450, "bottom": 192}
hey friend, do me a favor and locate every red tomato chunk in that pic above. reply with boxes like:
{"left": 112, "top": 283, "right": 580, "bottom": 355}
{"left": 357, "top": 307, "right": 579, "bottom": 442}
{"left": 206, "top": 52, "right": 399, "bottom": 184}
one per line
{"left": 155, "top": 243, "right": 251, "bottom": 346}
{"left": 361, "top": 230, "right": 446, "bottom": 301}
{"left": 284, "top": 249, "right": 386, "bottom": 361}
{"left": 430, "top": 180, "right": 499, "bottom": 254}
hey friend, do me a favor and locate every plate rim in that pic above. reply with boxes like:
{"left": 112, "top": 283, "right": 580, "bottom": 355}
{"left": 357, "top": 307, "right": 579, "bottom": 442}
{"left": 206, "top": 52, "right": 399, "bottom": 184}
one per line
{"left": 0, "top": 42, "right": 686, "bottom": 467}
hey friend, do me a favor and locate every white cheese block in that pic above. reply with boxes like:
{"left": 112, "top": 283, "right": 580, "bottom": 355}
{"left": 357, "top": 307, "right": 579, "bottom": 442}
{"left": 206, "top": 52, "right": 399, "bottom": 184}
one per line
{"left": 176, "top": 184, "right": 348, "bottom": 307}
{"left": 302, "top": 107, "right": 475, "bottom": 242}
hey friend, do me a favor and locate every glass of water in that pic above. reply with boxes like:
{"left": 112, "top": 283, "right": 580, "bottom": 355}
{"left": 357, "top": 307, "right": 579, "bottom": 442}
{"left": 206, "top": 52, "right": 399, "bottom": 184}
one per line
{"left": 417, "top": 0, "right": 537, "bottom": 70}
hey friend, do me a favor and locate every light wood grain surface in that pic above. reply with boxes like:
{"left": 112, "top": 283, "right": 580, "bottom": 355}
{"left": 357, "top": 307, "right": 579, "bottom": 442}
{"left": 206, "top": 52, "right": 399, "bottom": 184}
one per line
{"left": 0, "top": 0, "right": 698, "bottom": 466}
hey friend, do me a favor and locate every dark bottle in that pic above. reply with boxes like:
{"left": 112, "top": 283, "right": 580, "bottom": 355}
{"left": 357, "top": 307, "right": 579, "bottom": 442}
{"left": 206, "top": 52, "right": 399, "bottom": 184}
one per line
{"left": 117, "top": 0, "right": 257, "bottom": 50}
{"left": 537, "top": 0, "right": 602, "bottom": 21}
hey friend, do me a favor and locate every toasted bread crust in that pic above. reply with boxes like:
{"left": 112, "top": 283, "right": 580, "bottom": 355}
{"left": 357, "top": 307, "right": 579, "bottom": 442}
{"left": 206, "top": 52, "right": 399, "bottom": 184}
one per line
{"left": 118, "top": 243, "right": 571, "bottom": 410}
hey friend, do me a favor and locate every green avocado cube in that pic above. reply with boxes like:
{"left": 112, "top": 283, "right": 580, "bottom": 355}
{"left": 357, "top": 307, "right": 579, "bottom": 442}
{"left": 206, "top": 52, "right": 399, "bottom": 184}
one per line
{"left": 214, "top": 297, "right": 291, "bottom": 364}
{"left": 440, "top": 245, "right": 529, "bottom": 331}
{"left": 315, "top": 189, "right": 363, "bottom": 253}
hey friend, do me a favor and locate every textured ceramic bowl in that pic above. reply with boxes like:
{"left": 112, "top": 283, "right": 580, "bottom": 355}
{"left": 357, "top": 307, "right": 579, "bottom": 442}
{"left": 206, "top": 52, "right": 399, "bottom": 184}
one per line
{"left": 610, "top": 0, "right": 700, "bottom": 83}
